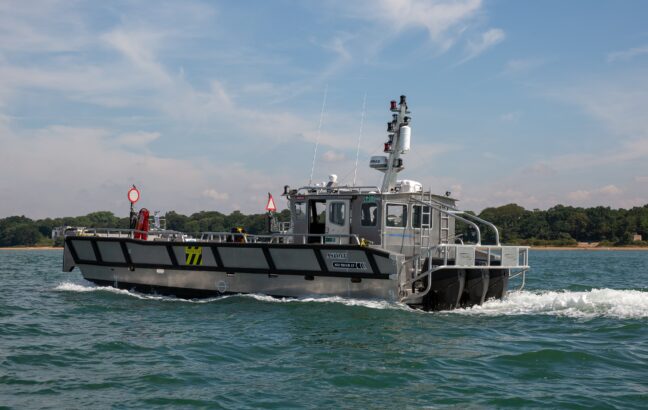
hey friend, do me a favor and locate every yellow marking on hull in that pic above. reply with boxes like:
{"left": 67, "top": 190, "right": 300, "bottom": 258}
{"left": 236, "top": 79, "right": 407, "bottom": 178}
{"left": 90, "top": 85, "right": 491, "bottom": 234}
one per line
{"left": 184, "top": 246, "right": 203, "bottom": 266}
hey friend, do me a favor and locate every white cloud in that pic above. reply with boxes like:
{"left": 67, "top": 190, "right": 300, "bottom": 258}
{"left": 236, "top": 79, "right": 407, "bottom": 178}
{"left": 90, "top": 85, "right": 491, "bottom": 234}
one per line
{"left": 524, "top": 162, "right": 556, "bottom": 177}
{"left": 0, "top": 123, "right": 286, "bottom": 217}
{"left": 459, "top": 28, "right": 505, "bottom": 64}
{"left": 376, "top": 0, "right": 482, "bottom": 46}
{"left": 567, "top": 190, "right": 591, "bottom": 201}
{"left": 502, "top": 58, "right": 545, "bottom": 74}
{"left": 567, "top": 185, "right": 622, "bottom": 203}
{"left": 598, "top": 184, "right": 622, "bottom": 195}
{"left": 607, "top": 45, "right": 648, "bottom": 62}
{"left": 0, "top": 1, "right": 89, "bottom": 53}
{"left": 405, "top": 142, "right": 461, "bottom": 173}
{"left": 499, "top": 111, "right": 520, "bottom": 122}
{"left": 102, "top": 28, "right": 172, "bottom": 86}
{"left": 202, "top": 189, "right": 230, "bottom": 202}
{"left": 323, "top": 36, "right": 352, "bottom": 63}
{"left": 115, "top": 132, "right": 161, "bottom": 148}
{"left": 552, "top": 76, "right": 648, "bottom": 139}
{"left": 332, "top": 0, "right": 483, "bottom": 53}
{"left": 534, "top": 74, "right": 648, "bottom": 179}
{"left": 322, "top": 150, "right": 346, "bottom": 162}
{"left": 635, "top": 176, "right": 648, "bottom": 183}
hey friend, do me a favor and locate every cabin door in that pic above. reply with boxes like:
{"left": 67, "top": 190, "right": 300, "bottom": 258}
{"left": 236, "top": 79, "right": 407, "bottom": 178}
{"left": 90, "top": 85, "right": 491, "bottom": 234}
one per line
{"left": 325, "top": 199, "right": 351, "bottom": 244}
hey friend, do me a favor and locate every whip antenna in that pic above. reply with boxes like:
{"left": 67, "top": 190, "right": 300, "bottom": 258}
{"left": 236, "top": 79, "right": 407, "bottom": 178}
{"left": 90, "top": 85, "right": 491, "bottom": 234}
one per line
{"left": 308, "top": 84, "right": 328, "bottom": 185}
{"left": 352, "top": 92, "right": 367, "bottom": 186}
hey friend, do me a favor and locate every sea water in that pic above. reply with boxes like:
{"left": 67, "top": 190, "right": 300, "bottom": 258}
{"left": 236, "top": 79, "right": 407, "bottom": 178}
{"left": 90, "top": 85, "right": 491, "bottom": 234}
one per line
{"left": 0, "top": 250, "right": 646, "bottom": 408}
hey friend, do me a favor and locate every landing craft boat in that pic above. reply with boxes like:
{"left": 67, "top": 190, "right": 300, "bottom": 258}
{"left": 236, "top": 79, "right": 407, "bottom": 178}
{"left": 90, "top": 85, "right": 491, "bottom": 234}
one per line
{"left": 63, "top": 95, "right": 530, "bottom": 310}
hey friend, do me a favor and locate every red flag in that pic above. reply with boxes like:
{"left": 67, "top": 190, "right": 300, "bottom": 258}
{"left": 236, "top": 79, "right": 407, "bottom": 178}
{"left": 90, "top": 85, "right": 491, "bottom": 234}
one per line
{"left": 265, "top": 193, "right": 277, "bottom": 212}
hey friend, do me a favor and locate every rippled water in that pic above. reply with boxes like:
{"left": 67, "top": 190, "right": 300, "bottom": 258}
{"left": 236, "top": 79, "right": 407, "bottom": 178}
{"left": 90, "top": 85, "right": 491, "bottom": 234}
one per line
{"left": 1, "top": 250, "right": 647, "bottom": 408}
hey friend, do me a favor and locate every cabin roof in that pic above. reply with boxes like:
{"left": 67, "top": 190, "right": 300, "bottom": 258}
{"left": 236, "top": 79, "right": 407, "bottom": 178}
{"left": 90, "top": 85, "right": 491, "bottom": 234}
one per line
{"left": 286, "top": 186, "right": 457, "bottom": 203}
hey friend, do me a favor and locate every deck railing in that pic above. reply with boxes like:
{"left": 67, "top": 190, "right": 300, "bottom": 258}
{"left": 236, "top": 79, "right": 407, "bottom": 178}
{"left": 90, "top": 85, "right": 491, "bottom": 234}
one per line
{"left": 67, "top": 228, "right": 360, "bottom": 245}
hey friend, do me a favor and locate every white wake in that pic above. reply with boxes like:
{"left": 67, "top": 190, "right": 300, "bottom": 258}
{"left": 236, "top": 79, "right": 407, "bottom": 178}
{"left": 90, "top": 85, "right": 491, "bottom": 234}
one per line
{"left": 53, "top": 281, "right": 409, "bottom": 310}
{"left": 55, "top": 282, "right": 648, "bottom": 318}
{"left": 238, "top": 293, "right": 411, "bottom": 311}
{"left": 54, "top": 282, "right": 227, "bottom": 303}
{"left": 453, "top": 288, "right": 648, "bottom": 319}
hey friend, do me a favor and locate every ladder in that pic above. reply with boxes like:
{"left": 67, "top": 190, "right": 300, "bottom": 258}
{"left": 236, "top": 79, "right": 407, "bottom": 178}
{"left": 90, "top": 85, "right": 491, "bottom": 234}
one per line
{"left": 415, "top": 192, "right": 434, "bottom": 269}
{"left": 420, "top": 204, "right": 432, "bottom": 248}
{"left": 438, "top": 204, "right": 451, "bottom": 261}
{"left": 439, "top": 209, "right": 450, "bottom": 244}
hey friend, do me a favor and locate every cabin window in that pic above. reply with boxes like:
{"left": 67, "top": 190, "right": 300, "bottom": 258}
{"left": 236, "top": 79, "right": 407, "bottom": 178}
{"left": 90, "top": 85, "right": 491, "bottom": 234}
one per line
{"left": 361, "top": 202, "right": 378, "bottom": 226}
{"left": 386, "top": 204, "right": 407, "bottom": 228}
{"left": 329, "top": 202, "right": 346, "bottom": 226}
{"left": 308, "top": 200, "right": 327, "bottom": 241}
{"left": 412, "top": 205, "right": 431, "bottom": 228}
{"left": 309, "top": 200, "right": 326, "bottom": 226}
{"left": 311, "top": 201, "right": 326, "bottom": 224}
{"left": 294, "top": 202, "right": 306, "bottom": 219}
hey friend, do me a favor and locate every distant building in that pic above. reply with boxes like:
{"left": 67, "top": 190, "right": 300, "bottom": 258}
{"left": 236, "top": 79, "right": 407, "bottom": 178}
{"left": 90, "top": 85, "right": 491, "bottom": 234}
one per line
{"left": 51, "top": 226, "right": 85, "bottom": 239}
{"left": 51, "top": 226, "right": 68, "bottom": 240}
{"left": 633, "top": 233, "right": 642, "bottom": 242}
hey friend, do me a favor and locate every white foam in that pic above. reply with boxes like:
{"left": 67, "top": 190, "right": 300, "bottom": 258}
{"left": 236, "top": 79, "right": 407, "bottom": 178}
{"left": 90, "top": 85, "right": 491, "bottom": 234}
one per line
{"left": 55, "top": 282, "right": 647, "bottom": 318}
{"left": 237, "top": 293, "right": 412, "bottom": 311}
{"left": 54, "top": 281, "right": 227, "bottom": 303}
{"left": 53, "top": 281, "right": 410, "bottom": 310}
{"left": 452, "top": 288, "right": 648, "bottom": 319}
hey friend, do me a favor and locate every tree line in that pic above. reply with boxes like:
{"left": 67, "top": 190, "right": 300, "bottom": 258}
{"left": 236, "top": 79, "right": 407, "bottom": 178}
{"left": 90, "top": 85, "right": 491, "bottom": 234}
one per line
{"left": 0, "top": 210, "right": 290, "bottom": 247}
{"left": 458, "top": 204, "right": 648, "bottom": 246}
{"left": 0, "top": 204, "right": 646, "bottom": 247}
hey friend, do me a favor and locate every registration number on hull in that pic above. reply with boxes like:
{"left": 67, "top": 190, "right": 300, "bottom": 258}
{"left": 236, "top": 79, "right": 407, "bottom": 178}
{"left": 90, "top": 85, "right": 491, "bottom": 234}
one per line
{"left": 332, "top": 261, "right": 366, "bottom": 270}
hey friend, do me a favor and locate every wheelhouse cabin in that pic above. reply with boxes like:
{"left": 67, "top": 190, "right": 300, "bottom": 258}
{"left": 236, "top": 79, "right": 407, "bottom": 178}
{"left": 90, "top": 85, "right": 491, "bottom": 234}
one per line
{"left": 287, "top": 184, "right": 457, "bottom": 257}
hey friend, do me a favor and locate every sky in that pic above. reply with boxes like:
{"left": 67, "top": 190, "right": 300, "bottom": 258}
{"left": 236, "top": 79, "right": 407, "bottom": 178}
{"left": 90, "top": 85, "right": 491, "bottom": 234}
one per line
{"left": 1, "top": 0, "right": 648, "bottom": 218}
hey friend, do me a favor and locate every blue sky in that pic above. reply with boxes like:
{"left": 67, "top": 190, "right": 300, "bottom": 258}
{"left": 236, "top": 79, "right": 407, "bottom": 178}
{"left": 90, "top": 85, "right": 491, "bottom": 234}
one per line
{"left": 1, "top": 0, "right": 647, "bottom": 218}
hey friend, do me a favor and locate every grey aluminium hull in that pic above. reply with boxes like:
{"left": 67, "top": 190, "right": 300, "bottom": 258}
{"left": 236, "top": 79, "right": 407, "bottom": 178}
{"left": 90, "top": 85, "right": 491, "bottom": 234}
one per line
{"left": 63, "top": 237, "right": 519, "bottom": 310}
{"left": 64, "top": 236, "right": 403, "bottom": 302}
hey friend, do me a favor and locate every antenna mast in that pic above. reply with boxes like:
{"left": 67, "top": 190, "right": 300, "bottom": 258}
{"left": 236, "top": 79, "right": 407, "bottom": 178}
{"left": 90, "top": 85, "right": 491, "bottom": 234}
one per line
{"left": 308, "top": 85, "right": 328, "bottom": 185}
{"left": 380, "top": 95, "right": 411, "bottom": 192}
{"left": 352, "top": 92, "right": 367, "bottom": 187}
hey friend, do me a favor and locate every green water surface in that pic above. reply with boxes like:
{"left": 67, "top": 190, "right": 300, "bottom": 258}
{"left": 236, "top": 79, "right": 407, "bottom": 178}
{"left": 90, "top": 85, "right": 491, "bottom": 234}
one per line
{"left": 0, "top": 250, "right": 646, "bottom": 409}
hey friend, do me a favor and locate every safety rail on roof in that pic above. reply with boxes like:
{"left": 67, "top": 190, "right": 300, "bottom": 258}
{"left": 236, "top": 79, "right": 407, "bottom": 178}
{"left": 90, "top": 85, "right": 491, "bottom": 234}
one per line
{"left": 294, "top": 185, "right": 381, "bottom": 195}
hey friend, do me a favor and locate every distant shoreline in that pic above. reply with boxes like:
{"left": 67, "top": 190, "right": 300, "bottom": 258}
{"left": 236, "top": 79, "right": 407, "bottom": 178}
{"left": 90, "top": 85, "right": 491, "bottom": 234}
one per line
{"left": 0, "top": 246, "right": 63, "bottom": 250}
{"left": 531, "top": 246, "right": 648, "bottom": 251}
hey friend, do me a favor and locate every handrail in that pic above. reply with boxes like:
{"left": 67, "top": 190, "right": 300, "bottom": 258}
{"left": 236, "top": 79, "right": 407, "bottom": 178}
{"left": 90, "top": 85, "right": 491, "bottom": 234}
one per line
{"left": 68, "top": 227, "right": 361, "bottom": 246}
{"left": 417, "top": 195, "right": 502, "bottom": 246}
{"left": 199, "top": 232, "right": 360, "bottom": 245}
{"left": 268, "top": 233, "right": 361, "bottom": 245}
{"left": 449, "top": 211, "right": 501, "bottom": 246}
{"left": 410, "top": 198, "right": 483, "bottom": 245}
{"left": 72, "top": 228, "right": 187, "bottom": 239}
{"left": 403, "top": 244, "right": 530, "bottom": 287}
